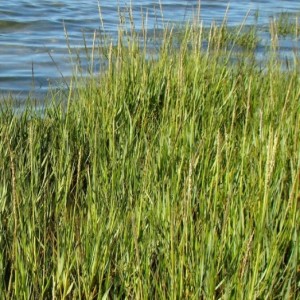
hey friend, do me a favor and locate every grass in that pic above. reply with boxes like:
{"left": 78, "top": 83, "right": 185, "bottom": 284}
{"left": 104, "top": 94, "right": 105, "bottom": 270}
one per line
{"left": 0, "top": 11, "right": 299, "bottom": 299}
{"left": 272, "top": 12, "right": 300, "bottom": 37}
{"left": 172, "top": 19, "right": 259, "bottom": 52}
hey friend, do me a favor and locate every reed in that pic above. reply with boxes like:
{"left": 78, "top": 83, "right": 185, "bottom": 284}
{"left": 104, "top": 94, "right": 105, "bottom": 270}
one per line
{"left": 0, "top": 10, "right": 299, "bottom": 299}
{"left": 272, "top": 12, "right": 300, "bottom": 37}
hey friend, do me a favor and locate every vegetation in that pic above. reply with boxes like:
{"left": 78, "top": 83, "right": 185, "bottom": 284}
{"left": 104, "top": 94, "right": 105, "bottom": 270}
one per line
{"left": 272, "top": 12, "right": 300, "bottom": 37}
{"left": 172, "top": 21, "right": 259, "bottom": 52}
{"left": 0, "top": 14, "right": 299, "bottom": 299}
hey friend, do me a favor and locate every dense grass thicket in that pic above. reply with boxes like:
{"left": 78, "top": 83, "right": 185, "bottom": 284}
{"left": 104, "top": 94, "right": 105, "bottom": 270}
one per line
{"left": 0, "top": 15, "right": 299, "bottom": 299}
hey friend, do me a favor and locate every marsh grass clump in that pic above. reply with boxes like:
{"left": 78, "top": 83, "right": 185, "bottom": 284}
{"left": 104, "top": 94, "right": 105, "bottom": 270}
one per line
{"left": 206, "top": 22, "right": 259, "bottom": 51}
{"left": 173, "top": 21, "right": 259, "bottom": 52}
{"left": 272, "top": 12, "right": 300, "bottom": 37}
{"left": 0, "top": 12, "right": 299, "bottom": 299}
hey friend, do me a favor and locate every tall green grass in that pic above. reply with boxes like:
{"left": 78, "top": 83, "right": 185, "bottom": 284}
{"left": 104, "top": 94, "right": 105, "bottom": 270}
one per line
{"left": 272, "top": 12, "right": 300, "bottom": 37}
{"left": 0, "top": 13, "right": 299, "bottom": 299}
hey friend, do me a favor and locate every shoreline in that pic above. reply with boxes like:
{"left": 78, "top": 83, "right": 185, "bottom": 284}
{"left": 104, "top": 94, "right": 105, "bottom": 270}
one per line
{"left": 1, "top": 10, "right": 300, "bottom": 100}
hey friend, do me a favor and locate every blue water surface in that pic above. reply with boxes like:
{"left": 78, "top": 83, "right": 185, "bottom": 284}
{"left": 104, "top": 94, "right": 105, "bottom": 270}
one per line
{"left": 0, "top": 0, "right": 299, "bottom": 98}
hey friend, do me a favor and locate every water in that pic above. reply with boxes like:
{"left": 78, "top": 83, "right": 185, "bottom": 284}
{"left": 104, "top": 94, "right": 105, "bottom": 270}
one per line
{"left": 0, "top": 0, "right": 299, "bottom": 99}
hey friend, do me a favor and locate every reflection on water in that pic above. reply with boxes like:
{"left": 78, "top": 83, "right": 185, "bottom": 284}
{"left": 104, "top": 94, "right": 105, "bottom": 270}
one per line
{"left": 0, "top": 0, "right": 300, "bottom": 99}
